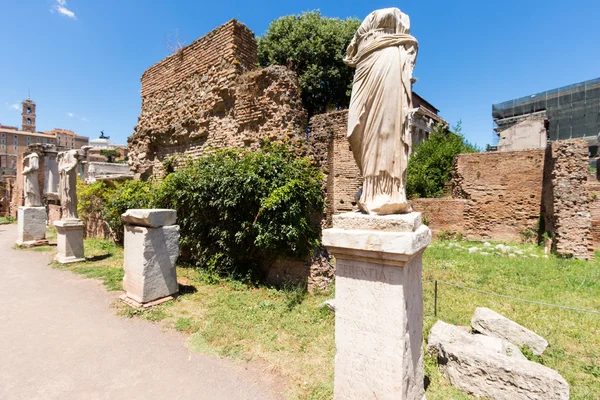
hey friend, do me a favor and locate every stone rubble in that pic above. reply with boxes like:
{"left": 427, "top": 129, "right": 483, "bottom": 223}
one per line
{"left": 471, "top": 307, "right": 549, "bottom": 356}
{"left": 429, "top": 313, "right": 568, "bottom": 400}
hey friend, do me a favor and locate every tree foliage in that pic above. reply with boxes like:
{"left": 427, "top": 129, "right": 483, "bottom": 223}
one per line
{"left": 100, "top": 149, "right": 121, "bottom": 163}
{"left": 258, "top": 11, "right": 360, "bottom": 116}
{"left": 406, "top": 122, "right": 479, "bottom": 199}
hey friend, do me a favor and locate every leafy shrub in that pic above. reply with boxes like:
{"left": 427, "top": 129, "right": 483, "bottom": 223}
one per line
{"left": 407, "top": 122, "right": 478, "bottom": 199}
{"left": 153, "top": 143, "right": 324, "bottom": 278}
{"left": 77, "top": 179, "right": 154, "bottom": 242}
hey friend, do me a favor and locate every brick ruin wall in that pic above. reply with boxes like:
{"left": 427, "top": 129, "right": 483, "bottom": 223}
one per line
{"left": 586, "top": 181, "right": 600, "bottom": 250}
{"left": 128, "top": 20, "right": 307, "bottom": 179}
{"left": 541, "top": 139, "right": 593, "bottom": 259}
{"left": 452, "top": 149, "right": 545, "bottom": 242}
{"left": 308, "top": 110, "right": 362, "bottom": 225}
{"left": 410, "top": 198, "right": 467, "bottom": 236}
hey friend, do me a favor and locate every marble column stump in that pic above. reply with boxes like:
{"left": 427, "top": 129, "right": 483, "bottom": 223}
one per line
{"left": 323, "top": 211, "right": 431, "bottom": 400}
{"left": 54, "top": 219, "right": 85, "bottom": 263}
{"left": 16, "top": 206, "right": 48, "bottom": 247}
{"left": 121, "top": 209, "right": 180, "bottom": 307}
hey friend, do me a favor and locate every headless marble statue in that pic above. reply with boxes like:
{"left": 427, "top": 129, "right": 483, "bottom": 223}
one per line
{"left": 344, "top": 7, "right": 418, "bottom": 215}
{"left": 22, "top": 152, "right": 41, "bottom": 207}
{"left": 58, "top": 150, "right": 80, "bottom": 220}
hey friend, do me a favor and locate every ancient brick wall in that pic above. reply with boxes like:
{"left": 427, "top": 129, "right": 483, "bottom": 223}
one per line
{"left": 452, "top": 149, "right": 545, "bottom": 242}
{"left": 307, "top": 110, "right": 362, "bottom": 226}
{"left": 128, "top": 20, "right": 307, "bottom": 178}
{"left": 410, "top": 198, "right": 467, "bottom": 236}
{"left": 586, "top": 182, "right": 600, "bottom": 250}
{"left": 541, "top": 139, "right": 593, "bottom": 259}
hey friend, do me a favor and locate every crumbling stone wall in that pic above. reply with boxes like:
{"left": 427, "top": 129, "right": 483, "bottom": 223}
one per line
{"left": 452, "top": 149, "right": 545, "bottom": 242}
{"left": 128, "top": 20, "right": 307, "bottom": 178}
{"left": 586, "top": 182, "right": 600, "bottom": 250}
{"left": 541, "top": 139, "right": 593, "bottom": 259}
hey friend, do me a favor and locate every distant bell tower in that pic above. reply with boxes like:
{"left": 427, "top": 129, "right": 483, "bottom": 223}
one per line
{"left": 21, "top": 98, "right": 36, "bottom": 133}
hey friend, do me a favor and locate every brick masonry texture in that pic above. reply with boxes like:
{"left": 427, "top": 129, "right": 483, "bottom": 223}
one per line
{"left": 452, "top": 149, "right": 545, "bottom": 242}
{"left": 410, "top": 198, "right": 467, "bottom": 235}
{"left": 128, "top": 20, "right": 307, "bottom": 179}
{"left": 586, "top": 182, "right": 600, "bottom": 250}
{"left": 541, "top": 139, "right": 593, "bottom": 259}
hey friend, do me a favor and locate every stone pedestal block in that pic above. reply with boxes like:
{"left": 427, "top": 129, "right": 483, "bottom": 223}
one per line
{"left": 123, "top": 224, "right": 180, "bottom": 304}
{"left": 323, "top": 211, "right": 431, "bottom": 400}
{"left": 16, "top": 206, "right": 48, "bottom": 246}
{"left": 54, "top": 219, "right": 85, "bottom": 263}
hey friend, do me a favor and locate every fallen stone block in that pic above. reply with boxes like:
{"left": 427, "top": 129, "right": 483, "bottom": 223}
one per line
{"left": 121, "top": 209, "right": 177, "bottom": 228}
{"left": 471, "top": 307, "right": 548, "bottom": 355}
{"left": 427, "top": 320, "right": 526, "bottom": 360}
{"left": 437, "top": 341, "right": 569, "bottom": 400}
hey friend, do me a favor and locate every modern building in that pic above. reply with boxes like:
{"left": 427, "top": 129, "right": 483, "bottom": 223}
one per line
{"left": 86, "top": 131, "right": 127, "bottom": 162}
{"left": 492, "top": 77, "right": 600, "bottom": 153}
{"left": 0, "top": 98, "right": 89, "bottom": 172}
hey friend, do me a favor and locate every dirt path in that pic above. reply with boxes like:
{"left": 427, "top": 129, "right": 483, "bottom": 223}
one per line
{"left": 0, "top": 224, "right": 283, "bottom": 400}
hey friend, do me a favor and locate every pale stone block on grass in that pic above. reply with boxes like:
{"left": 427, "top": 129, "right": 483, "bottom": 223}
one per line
{"left": 427, "top": 320, "right": 526, "bottom": 360}
{"left": 121, "top": 209, "right": 177, "bottom": 228}
{"left": 123, "top": 224, "right": 180, "bottom": 304}
{"left": 54, "top": 219, "right": 85, "bottom": 264}
{"left": 438, "top": 341, "right": 569, "bottom": 400}
{"left": 16, "top": 206, "right": 47, "bottom": 246}
{"left": 471, "top": 307, "right": 548, "bottom": 356}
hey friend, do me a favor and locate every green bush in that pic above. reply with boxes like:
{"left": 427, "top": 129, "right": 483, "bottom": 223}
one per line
{"left": 78, "top": 179, "right": 154, "bottom": 242}
{"left": 406, "top": 122, "right": 478, "bottom": 199}
{"left": 153, "top": 143, "right": 324, "bottom": 278}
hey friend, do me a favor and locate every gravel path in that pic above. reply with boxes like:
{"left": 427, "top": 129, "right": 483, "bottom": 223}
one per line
{"left": 0, "top": 223, "right": 283, "bottom": 400}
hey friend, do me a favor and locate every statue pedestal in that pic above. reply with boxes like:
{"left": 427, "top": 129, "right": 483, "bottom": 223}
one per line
{"left": 122, "top": 209, "right": 180, "bottom": 305}
{"left": 54, "top": 219, "right": 85, "bottom": 263}
{"left": 16, "top": 206, "right": 48, "bottom": 247}
{"left": 323, "top": 212, "right": 431, "bottom": 400}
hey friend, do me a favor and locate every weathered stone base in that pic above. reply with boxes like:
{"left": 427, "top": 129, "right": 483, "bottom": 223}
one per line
{"left": 323, "top": 212, "right": 431, "bottom": 400}
{"left": 119, "top": 293, "right": 176, "bottom": 309}
{"left": 123, "top": 224, "right": 180, "bottom": 304}
{"left": 54, "top": 219, "right": 85, "bottom": 264}
{"left": 16, "top": 206, "right": 47, "bottom": 246}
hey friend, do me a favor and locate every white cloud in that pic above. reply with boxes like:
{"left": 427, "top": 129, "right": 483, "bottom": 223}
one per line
{"left": 10, "top": 103, "right": 19, "bottom": 110}
{"left": 67, "top": 112, "right": 88, "bottom": 122}
{"left": 52, "top": 0, "right": 76, "bottom": 19}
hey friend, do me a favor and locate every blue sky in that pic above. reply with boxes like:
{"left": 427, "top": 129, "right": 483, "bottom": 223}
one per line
{"left": 1, "top": 0, "right": 599, "bottom": 148}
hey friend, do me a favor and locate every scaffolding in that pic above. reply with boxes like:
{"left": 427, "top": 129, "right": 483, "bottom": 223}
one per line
{"left": 492, "top": 77, "right": 600, "bottom": 142}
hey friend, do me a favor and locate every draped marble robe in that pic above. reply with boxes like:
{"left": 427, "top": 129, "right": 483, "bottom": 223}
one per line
{"left": 58, "top": 150, "right": 80, "bottom": 220}
{"left": 344, "top": 8, "right": 418, "bottom": 215}
{"left": 22, "top": 152, "right": 41, "bottom": 207}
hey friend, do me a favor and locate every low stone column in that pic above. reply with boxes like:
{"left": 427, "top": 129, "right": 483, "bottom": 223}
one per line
{"left": 54, "top": 219, "right": 85, "bottom": 263}
{"left": 16, "top": 206, "right": 48, "bottom": 247}
{"left": 323, "top": 211, "right": 431, "bottom": 400}
{"left": 121, "top": 209, "right": 180, "bottom": 307}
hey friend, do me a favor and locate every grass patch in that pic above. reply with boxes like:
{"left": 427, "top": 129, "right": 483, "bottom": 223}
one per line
{"left": 58, "top": 235, "right": 600, "bottom": 399}
{"left": 422, "top": 240, "right": 600, "bottom": 399}
{"left": 0, "top": 216, "right": 16, "bottom": 224}
{"left": 53, "top": 237, "right": 124, "bottom": 291}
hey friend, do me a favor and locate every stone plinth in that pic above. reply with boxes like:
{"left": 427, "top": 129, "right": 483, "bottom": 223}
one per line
{"left": 323, "top": 211, "right": 431, "bottom": 400}
{"left": 16, "top": 206, "right": 48, "bottom": 247}
{"left": 54, "top": 219, "right": 85, "bottom": 263}
{"left": 122, "top": 210, "right": 180, "bottom": 304}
